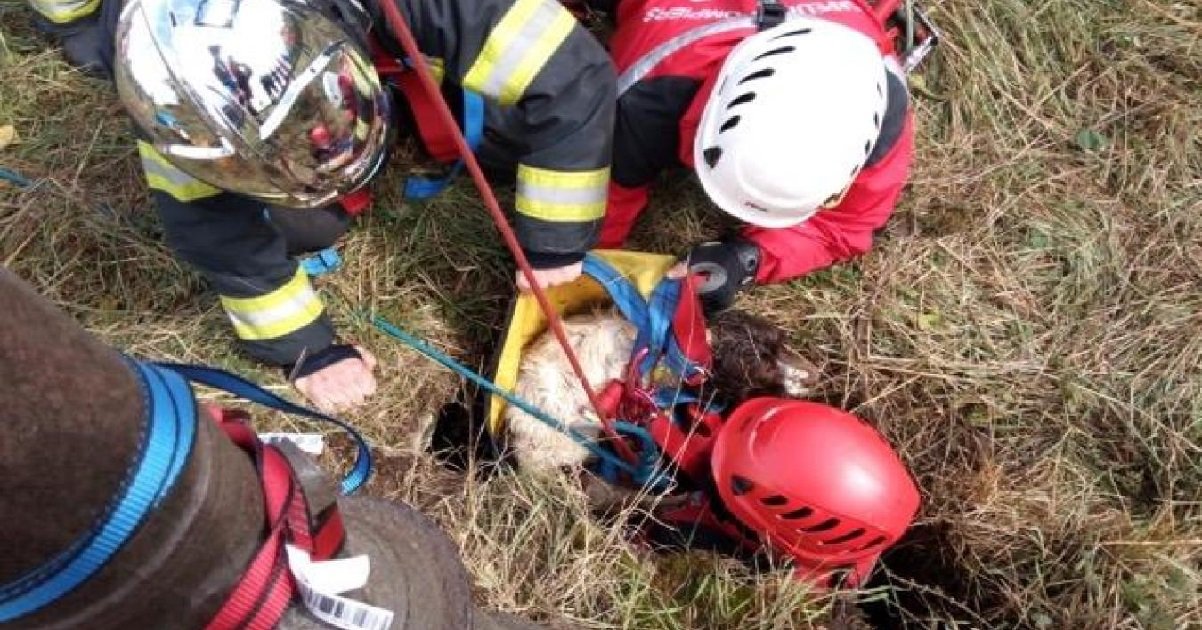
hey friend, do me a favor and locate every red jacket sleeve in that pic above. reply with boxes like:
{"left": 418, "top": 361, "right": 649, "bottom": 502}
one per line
{"left": 598, "top": 180, "right": 651, "bottom": 248}
{"left": 742, "top": 112, "right": 914, "bottom": 284}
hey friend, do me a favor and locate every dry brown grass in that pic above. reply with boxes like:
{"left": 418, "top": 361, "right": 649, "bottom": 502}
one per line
{"left": 3, "top": 0, "right": 1201, "bottom": 627}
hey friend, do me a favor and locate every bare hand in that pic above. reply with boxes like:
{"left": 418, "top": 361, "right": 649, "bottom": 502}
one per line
{"left": 516, "top": 261, "right": 584, "bottom": 292}
{"left": 294, "top": 345, "right": 378, "bottom": 413}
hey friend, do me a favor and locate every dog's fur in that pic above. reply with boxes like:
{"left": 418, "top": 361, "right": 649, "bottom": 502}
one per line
{"left": 504, "top": 308, "right": 817, "bottom": 495}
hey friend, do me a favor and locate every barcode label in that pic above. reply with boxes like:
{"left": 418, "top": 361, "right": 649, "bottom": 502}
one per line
{"left": 285, "top": 544, "right": 394, "bottom": 630}
{"left": 298, "top": 581, "right": 394, "bottom": 630}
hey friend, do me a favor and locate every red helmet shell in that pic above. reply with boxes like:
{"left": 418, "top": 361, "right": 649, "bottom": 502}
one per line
{"left": 711, "top": 398, "right": 920, "bottom": 586}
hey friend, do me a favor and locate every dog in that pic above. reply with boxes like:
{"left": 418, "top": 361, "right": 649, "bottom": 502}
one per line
{"left": 504, "top": 308, "right": 817, "bottom": 504}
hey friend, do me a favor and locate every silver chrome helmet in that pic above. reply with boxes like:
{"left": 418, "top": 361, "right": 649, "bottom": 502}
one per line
{"left": 114, "top": 0, "right": 391, "bottom": 207}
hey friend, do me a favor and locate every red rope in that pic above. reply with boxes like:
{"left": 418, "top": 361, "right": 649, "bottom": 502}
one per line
{"left": 374, "top": 3, "right": 637, "bottom": 463}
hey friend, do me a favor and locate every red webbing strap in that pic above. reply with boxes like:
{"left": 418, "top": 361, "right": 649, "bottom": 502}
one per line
{"left": 856, "top": 0, "right": 907, "bottom": 55}
{"left": 373, "top": 0, "right": 638, "bottom": 465}
{"left": 204, "top": 415, "right": 348, "bottom": 630}
{"left": 646, "top": 405, "right": 721, "bottom": 481}
{"left": 672, "top": 273, "right": 712, "bottom": 384}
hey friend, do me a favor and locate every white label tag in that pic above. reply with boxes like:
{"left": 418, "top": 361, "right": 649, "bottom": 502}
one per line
{"left": 286, "top": 545, "right": 394, "bottom": 630}
{"left": 260, "top": 432, "right": 326, "bottom": 456}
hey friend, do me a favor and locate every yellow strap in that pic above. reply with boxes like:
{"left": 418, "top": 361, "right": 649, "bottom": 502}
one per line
{"left": 219, "top": 268, "right": 325, "bottom": 341}
{"left": 29, "top": 0, "right": 99, "bottom": 23}
{"left": 137, "top": 141, "right": 220, "bottom": 202}
{"left": 462, "top": 0, "right": 576, "bottom": 105}
{"left": 515, "top": 165, "right": 609, "bottom": 222}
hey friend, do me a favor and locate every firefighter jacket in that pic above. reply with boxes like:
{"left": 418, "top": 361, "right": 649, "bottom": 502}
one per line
{"left": 86, "top": 0, "right": 615, "bottom": 368}
{"left": 598, "top": 0, "right": 914, "bottom": 283}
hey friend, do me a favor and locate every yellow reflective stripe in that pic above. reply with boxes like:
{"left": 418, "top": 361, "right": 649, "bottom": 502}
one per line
{"left": 426, "top": 57, "right": 445, "bottom": 84}
{"left": 219, "top": 268, "right": 325, "bottom": 341}
{"left": 462, "top": 0, "right": 576, "bottom": 105}
{"left": 515, "top": 165, "right": 608, "bottom": 222}
{"left": 29, "top": 0, "right": 99, "bottom": 23}
{"left": 137, "top": 141, "right": 220, "bottom": 202}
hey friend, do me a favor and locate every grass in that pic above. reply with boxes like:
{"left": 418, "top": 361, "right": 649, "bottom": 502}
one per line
{"left": 2, "top": 0, "right": 1201, "bottom": 627}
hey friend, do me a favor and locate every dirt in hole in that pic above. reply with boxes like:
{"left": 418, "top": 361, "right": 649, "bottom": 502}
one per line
{"left": 858, "top": 521, "right": 1000, "bottom": 628}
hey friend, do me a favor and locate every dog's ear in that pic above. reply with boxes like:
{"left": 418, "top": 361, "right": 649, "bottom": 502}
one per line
{"left": 775, "top": 347, "right": 820, "bottom": 397}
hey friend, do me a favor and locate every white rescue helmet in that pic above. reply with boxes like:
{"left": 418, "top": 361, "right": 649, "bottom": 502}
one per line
{"left": 694, "top": 18, "right": 889, "bottom": 228}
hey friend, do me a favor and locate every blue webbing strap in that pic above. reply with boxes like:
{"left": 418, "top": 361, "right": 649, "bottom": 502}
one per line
{"left": 157, "top": 363, "right": 373, "bottom": 496}
{"left": 580, "top": 254, "right": 706, "bottom": 382}
{"left": 588, "top": 421, "right": 674, "bottom": 493}
{"left": 300, "top": 246, "right": 343, "bottom": 278}
{"left": 404, "top": 89, "right": 485, "bottom": 199}
{"left": 0, "top": 360, "right": 197, "bottom": 622}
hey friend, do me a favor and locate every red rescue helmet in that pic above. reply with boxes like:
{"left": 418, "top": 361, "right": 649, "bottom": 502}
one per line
{"left": 711, "top": 398, "right": 920, "bottom": 587}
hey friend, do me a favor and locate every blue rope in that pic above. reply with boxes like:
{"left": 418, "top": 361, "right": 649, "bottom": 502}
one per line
{"left": 0, "top": 167, "right": 32, "bottom": 189}
{"left": 0, "top": 360, "right": 197, "bottom": 622}
{"left": 370, "top": 314, "right": 663, "bottom": 482}
{"left": 157, "top": 363, "right": 373, "bottom": 495}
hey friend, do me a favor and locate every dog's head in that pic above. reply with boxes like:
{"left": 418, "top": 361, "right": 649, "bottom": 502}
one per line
{"left": 705, "top": 310, "right": 818, "bottom": 403}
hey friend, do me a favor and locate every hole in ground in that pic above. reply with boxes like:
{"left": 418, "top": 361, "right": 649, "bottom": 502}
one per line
{"left": 858, "top": 521, "right": 1001, "bottom": 627}
{"left": 428, "top": 381, "right": 508, "bottom": 477}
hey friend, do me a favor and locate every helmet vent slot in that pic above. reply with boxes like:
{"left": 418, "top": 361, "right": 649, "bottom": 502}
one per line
{"left": 859, "top": 535, "right": 888, "bottom": 550}
{"left": 727, "top": 93, "right": 757, "bottom": 109}
{"left": 773, "top": 27, "right": 812, "bottom": 40}
{"left": 760, "top": 494, "right": 788, "bottom": 507}
{"left": 753, "top": 46, "right": 795, "bottom": 62}
{"left": 730, "top": 475, "right": 755, "bottom": 496}
{"left": 802, "top": 517, "right": 840, "bottom": 533}
{"left": 873, "top": 112, "right": 881, "bottom": 129}
{"left": 703, "top": 146, "right": 723, "bottom": 168}
{"left": 719, "top": 115, "right": 742, "bottom": 133}
{"left": 779, "top": 506, "right": 814, "bottom": 520}
{"left": 739, "top": 68, "right": 776, "bottom": 84}
{"left": 863, "top": 139, "right": 872, "bottom": 155}
{"left": 826, "top": 528, "right": 865, "bottom": 545}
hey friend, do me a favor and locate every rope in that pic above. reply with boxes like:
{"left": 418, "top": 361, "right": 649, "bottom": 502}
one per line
{"left": 372, "top": 0, "right": 638, "bottom": 464}
{"left": 369, "top": 314, "right": 660, "bottom": 481}
{"left": 0, "top": 167, "right": 32, "bottom": 188}
{"left": 159, "top": 363, "right": 373, "bottom": 495}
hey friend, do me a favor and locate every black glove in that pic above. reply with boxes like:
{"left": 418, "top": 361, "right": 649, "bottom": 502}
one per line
{"left": 683, "top": 237, "right": 761, "bottom": 315}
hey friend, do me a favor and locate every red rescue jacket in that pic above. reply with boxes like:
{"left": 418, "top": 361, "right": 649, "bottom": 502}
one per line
{"left": 600, "top": 0, "right": 915, "bottom": 283}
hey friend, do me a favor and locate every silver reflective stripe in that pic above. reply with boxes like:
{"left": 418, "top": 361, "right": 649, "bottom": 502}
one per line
{"left": 140, "top": 154, "right": 203, "bottom": 188}
{"left": 516, "top": 182, "right": 607, "bottom": 206}
{"left": 617, "top": 17, "right": 754, "bottom": 95}
{"left": 225, "top": 292, "right": 315, "bottom": 329}
{"left": 479, "top": 0, "right": 567, "bottom": 98}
